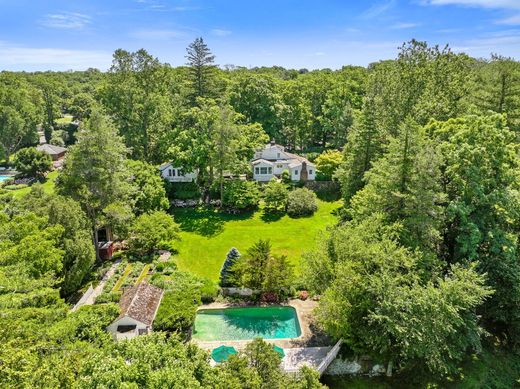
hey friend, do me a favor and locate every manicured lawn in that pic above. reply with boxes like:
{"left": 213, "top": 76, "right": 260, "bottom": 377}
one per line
{"left": 7, "top": 170, "right": 59, "bottom": 199}
{"left": 172, "top": 200, "right": 341, "bottom": 281}
{"left": 55, "top": 116, "right": 73, "bottom": 124}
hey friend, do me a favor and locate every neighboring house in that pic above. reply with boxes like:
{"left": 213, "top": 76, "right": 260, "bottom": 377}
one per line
{"left": 159, "top": 162, "right": 197, "bottom": 183}
{"left": 107, "top": 282, "right": 164, "bottom": 340}
{"left": 36, "top": 144, "right": 67, "bottom": 161}
{"left": 251, "top": 141, "right": 316, "bottom": 182}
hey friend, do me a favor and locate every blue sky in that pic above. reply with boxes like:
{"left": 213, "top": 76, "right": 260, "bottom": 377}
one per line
{"left": 0, "top": 0, "right": 519, "bottom": 71}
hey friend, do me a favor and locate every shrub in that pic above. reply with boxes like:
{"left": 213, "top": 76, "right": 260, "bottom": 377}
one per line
{"left": 222, "top": 180, "right": 260, "bottom": 210}
{"left": 200, "top": 278, "right": 219, "bottom": 303}
{"left": 95, "top": 291, "right": 122, "bottom": 304}
{"left": 128, "top": 211, "right": 180, "bottom": 254}
{"left": 263, "top": 179, "right": 289, "bottom": 213}
{"left": 13, "top": 147, "right": 53, "bottom": 179}
{"left": 153, "top": 290, "right": 200, "bottom": 335}
{"left": 286, "top": 188, "right": 318, "bottom": 217}
{"left": 155, "top": 260, "right": 177, "bottom": 274}
{"left": 165, "top": 181, "right": 201, "bottom": 200}
{"left": 281, "top": 170, "right": 291, "bottom": 184}
{"left": 315, "top": 150, "right": 343, "bottom": 180}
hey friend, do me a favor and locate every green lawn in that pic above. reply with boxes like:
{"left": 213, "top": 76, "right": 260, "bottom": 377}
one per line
{"left": 172, "top": 200, "right": 341, "bottom": 281}
{"left": 55, "top": 116, "right": 73, "bottom": 124}
{"left": 7, "top": 170, "right": 58, "bottom": 199}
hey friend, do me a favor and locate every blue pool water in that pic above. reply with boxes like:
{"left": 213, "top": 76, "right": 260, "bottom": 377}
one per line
{"left": 0, "top": 175, "right": 11, "bottom": 182}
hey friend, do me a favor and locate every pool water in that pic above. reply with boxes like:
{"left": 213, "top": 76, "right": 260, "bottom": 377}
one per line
{"left": 0, "top": 175, "right": 11, "bottom": 182}
{"left": 193, "top": 306, "right": 301, "bottom": 341}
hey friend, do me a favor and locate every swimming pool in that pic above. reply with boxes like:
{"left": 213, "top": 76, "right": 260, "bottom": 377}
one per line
{"left": 193, "top": 306, "right": 301, "bottom": 341}
{"left": 0, "top": 175, "right": 12, "bottom": 183}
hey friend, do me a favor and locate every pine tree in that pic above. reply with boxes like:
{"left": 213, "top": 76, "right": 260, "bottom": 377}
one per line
{"left": 219, "top": 247, "right": 241, "bottom": 287}
{"left": 185, "top": 37, "right": 216, "bottom": 99}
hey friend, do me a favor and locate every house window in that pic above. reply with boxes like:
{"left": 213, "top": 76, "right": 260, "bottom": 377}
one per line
{"left": 277, "top": 164, "right": 283, "bottom": 168}
{"left": 309, "top": 170, "right": 313, "bottom": 174}
{"left": 268, "top": 167, "right": 272, "bottom": 174}
{"left": 277, "top": 153, "right": 281, "bottom": 158}
{"left": 294, "top": 170, "right": 298, "bottom": 175}
{"left": 168, "top": 169, "right": 172, "bottom": 177}
{"left": 172, "top": 169, "right": 176, "bottom": 177}
{"left": 255, "top": 167, "right": 259, "bottom": 175}
{"left": 260, "top": 167, "right": 268, "bottom": 174}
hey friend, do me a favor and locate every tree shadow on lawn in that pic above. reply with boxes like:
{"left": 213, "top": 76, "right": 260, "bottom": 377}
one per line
{"left": 172, "top": 206, "right": 254, "bottom": 237}
{"left": 260, "top": 211, "right": 285, "bottom": 223}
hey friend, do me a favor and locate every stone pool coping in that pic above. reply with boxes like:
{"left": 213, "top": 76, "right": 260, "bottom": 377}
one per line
{"left": 193, "top": 299, "right": 325, "bottom": 350}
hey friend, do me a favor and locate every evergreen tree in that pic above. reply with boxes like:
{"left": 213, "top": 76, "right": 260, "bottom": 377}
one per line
{"left": 349, "top": 117, "right": 445, "bottom": 253}
{"left": 219, "top": 247, "right": 241, "bottom": 287}
{"left": 185, "top": 37, "right": 216, "bottom": 100}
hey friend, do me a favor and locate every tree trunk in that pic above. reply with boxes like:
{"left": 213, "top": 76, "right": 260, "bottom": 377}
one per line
{"left": 386, "top": 360, "right": 393, "bottom": 377}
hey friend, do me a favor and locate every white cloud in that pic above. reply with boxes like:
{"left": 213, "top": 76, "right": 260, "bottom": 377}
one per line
{"left": 314, "top": 52, "right": 326, "bottom": 56}
{"left": 390, "top": 22, "right": 420, "bottom": 29}
{"left": 421, "top": 0, "right": 520, "bottom": 9}
{"left": 497, "top": 14, "right": 520, "bottom": 24}
{"left": 131, "top": 29, "right": 188, "bottom": 40}
{"left": 0, "top": 42, "right": 111, "bottom": 70}
{"left": 211, "top": 29, "right": 232, "bottom": 37}
{"left": 361, "top": 0, "right": 396, "bottom": 18}
{"left": 40, "top": 12, "right": 92, "bottom": 29}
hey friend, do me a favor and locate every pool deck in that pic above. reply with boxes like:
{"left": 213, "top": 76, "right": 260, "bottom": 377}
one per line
{"left": 193, "top": 299, "right": 335, "bottom": 372}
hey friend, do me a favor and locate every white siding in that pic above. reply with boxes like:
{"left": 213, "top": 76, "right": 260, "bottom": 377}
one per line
{"left": 253, "top": 161, "right": 275, "bottom": 182}
{"left": 160, "top": 164, "right": 197, "bottom": 183}
{"left": 107, "top": 316, "right": 148, "bottom": 334}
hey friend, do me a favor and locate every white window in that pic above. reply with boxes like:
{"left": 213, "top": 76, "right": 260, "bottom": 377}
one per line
{"left": 268, "top": 167, "right": 272, "bottom": 174}
{"left": 294, "top": 170, "right": 298, "bottom": 175}
{"left": 309, "top": 169, "right": 313, "bottom": 174}
{"left": 172, "top": 169, "right": 176, "bottom": 177}
{"left": 168, "top": 169, "right": 172, "bottom": 176}
{"left": 277, "top": 153, "right": 281, "bottom": 158}
{"left": 260, "top": 167, "right": 268, "bottom": 174}
{"left": 277, "top": 164, "right": 283, "bottom": 168}
{"left": 255, "top": 167, "right": 259, "bottom": 174}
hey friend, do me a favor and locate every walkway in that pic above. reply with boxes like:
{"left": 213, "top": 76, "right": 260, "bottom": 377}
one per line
{"left": 81, "top": 259, "right": 121, "bottom": 307}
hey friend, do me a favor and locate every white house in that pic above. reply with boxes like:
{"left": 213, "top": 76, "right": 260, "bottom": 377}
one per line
{"left": 159, "top": 162, "right": 197, "bottom": 183}
{"left": 107, "top": 282, "right": 163, "bottom": 340}
{"left": 251, "top": 141, "right": 316, "bottom": 182}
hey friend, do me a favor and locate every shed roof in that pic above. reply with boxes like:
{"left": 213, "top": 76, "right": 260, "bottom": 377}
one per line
{"left": 36, "top": 143, "right": 67, "bottom": 155}
{"left": 117, "top": 282, "right": 164, "bottom": 326}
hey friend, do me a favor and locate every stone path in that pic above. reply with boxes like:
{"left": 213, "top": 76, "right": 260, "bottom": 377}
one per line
{"left": 84, "top": 259, "right": 122, "bottom": 306}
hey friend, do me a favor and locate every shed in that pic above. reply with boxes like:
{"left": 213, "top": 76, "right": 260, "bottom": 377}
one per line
{"left": 36, "top": 144, "right": 67, "bottom": 161}
{"left": 107, "top": 282, "right": 164, "bottom": 340}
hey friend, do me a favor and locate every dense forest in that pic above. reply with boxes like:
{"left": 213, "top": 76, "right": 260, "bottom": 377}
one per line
{"left": 1, "top": 38, "right": 520, "bottom": 388}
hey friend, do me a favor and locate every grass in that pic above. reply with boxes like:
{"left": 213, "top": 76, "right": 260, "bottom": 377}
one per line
{"left": 172, "top": 199, "right": 341, "bottom": 281}
{"left": 55, "top": 116, "right": 73, "bottom": 124}
{"left": 7, "top": 170, "right": 59, "bottom": 199}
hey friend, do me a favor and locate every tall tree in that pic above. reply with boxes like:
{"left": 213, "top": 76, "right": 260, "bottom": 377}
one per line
{"left": 349, "top": 118, "right": 445, "bottom": 253}
{"left": 101, "top": 49, "right": 175, "bottom": 162}
{"left": 57, "top": 111, "right": 132, "bottom": 261}
{"left": 471, "top": 55, "right": 520, "bottom": 132}
{"left": 430, "top": 114, "right": 520, "bottom": 347}
{"left": 186, "top": 37, "right": 216, "bottom": 100}
{"left": 0, "top": 73, "right": 40, "bottom": 164}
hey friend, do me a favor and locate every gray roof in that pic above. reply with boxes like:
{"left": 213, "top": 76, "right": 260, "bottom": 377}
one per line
{"left": 36, "top": 143, "right": 67, "bottom": 155}
{"left": 117, "top": 282, "right": 164, "bottom": 326}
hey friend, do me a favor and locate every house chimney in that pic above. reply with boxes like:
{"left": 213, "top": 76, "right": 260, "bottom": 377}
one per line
{"left": 270, "top": 139, "right": 276, "bottom": 146}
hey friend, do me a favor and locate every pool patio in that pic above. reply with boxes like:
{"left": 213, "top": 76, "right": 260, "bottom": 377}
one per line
{"left": 192, "top": 299, "right": 337, "bottom": 373}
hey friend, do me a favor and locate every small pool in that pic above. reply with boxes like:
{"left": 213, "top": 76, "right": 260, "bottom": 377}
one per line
{"left": 0, "top": 175, "right": 12, "bottom": 183}
{"left": 193, "top": 306, "right": 301, "bottom": 341}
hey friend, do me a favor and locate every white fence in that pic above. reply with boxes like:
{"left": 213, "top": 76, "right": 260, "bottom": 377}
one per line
{"left": 71, "top": 284, "right": 94, "bottom": 312}
{"left": 317, "top": 339, "right": 343, "bottom": 376}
